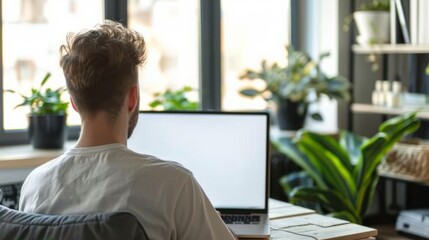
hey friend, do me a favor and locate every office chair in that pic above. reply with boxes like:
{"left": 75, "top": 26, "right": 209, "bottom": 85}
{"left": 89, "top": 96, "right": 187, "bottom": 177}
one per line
{"left": 0, "top": 204, "right": 149, "bottom": 240}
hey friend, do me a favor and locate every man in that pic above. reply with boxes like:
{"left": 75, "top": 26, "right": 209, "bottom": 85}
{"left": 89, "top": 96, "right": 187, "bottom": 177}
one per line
{"left": 19, "top": 20, "right": 236, "bottom": 240}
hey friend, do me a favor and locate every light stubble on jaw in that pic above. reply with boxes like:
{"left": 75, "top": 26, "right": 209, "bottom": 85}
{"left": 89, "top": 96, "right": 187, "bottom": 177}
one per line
{"left": 127, "top": 98, "right": 139, "bottom": 139}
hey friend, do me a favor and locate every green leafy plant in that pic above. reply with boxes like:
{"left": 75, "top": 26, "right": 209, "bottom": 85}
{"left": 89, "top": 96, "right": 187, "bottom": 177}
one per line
{"left": 359, "top": 0, "right": 389, "bottom": 11}
{"left": 239, "top": 45, "right": 350, "bottom": 120}
{"left": 149, "top": 86, "right": 199, "bottom": 111}
{"left": 272, "top": 112, "right": 419, "bottom": 224}
{"left": 426, "top": 63, "right": 429, "bottom": 76}
{"left": 4, "top": 72, "right": 69, "bottom": 115}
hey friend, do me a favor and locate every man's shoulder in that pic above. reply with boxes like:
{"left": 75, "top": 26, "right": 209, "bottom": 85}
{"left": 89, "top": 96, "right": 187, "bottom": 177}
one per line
{"left": 130, "top": 154, "right": 191, "bottom": 175}
{"left": 123, "top": 149, "right": 192, "bottom": 178}
{"left": 27, "top": 156, "right": 61, "bottom": 177}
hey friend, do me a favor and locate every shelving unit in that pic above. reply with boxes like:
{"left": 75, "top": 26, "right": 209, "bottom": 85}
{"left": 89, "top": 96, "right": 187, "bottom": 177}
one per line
{"left": 351, "top": 103, "right": 429, "bottom": 120}
{"left": 350, "top": 33, "right": 429, "bottom": 219}
{"left": 346, "top": 1, "right": 429, "bottom": 230}
{"left": 352, "top": 44, "right": 429, "bottom": 54}
{"left": 350, "top": 43, "right": 429, "bottom": 126}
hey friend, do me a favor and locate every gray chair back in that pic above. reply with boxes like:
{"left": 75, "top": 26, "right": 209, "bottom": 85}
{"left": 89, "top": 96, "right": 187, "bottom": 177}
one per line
{"left": 0, "top": 205, "right": 149, "bottom": 240}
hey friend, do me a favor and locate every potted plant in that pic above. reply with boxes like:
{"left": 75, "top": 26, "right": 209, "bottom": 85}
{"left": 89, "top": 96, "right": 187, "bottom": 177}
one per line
{"left": 239, "top": 45, "right": 350, "bottom": 130}
{"left": 272, "top": 112, "right": 419, "bottom": 224}
{"left": 5, "top": 72, "right": 69, "bottom": 149}
{"left": 344, "top": 0, "right": 390, "bottom": 45}
{"left": 149, "top": 86, "right": 199, "bottom": 111}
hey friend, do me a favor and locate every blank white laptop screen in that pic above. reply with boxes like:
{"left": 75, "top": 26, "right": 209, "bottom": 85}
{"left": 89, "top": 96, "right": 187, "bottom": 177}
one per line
{"left": 128, "top": 111, "right": 268, "bottom": 210}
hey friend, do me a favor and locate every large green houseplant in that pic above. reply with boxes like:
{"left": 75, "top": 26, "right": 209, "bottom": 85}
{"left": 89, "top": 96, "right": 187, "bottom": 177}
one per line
{"left": 5, "top": 72, "right": 69, "bottom": 149}
{"left": 272, "top": 112, "right": 419, "bottom": 224}
{"left": 239, "top": 45, "right": 350, "bottom": 130}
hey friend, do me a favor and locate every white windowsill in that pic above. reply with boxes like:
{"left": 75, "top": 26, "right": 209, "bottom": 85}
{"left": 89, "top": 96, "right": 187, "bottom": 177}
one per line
{"left": 0, "top": 141, "right": 75, "bottom": 169}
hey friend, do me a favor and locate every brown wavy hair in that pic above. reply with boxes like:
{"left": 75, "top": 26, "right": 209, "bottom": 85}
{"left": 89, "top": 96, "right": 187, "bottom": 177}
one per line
{"left": 60, "top": 20, "right": 146, "bottom": 120}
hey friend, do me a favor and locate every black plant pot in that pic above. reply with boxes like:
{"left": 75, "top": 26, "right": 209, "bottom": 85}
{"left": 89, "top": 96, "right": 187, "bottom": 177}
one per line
{"left": 29, "top": 114, "right": 67, "bottom": 149}
{"left": 276, "top": 100, "right": 307, "bottom": 131}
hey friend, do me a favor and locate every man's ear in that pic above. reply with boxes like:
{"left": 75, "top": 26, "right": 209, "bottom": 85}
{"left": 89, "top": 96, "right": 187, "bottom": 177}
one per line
{"left": 70, "top": 97, "right": 79, "bottom": 113}
{"left": 128, "top": 85, "right": 139, "bottom": 112}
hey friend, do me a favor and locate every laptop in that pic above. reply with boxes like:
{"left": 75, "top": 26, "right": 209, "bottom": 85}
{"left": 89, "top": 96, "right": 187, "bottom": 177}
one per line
{"left": 128, "top": 111, "right": 270, "bottom": 238}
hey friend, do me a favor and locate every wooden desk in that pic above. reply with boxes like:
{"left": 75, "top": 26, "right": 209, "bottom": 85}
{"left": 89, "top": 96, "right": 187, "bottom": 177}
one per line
{"left": 266, "top": 198, "right": 377, "bottom": 240}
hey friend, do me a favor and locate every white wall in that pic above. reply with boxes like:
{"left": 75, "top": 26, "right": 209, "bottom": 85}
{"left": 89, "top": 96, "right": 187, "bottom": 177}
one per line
{"left": 301, "top": 0, "right": 340, "bottom": 133}
{"left": 0, "top": 168, "right": 33, "bottom": 184}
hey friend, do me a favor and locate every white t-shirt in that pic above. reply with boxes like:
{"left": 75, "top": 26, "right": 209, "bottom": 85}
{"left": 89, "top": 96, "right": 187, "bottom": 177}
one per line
{"left": 19, "top": 143, "right": 235, "bottom": 240}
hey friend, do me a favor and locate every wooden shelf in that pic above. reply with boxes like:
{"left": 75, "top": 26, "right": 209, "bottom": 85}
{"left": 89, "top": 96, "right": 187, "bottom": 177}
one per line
{"left": 352, "top": 44, "right": 429, "bottom": 54}
{"left": 0, "top": 141, "right": 75, "bottom": 169}
{"left": 379, "top": 171, "right": 429, "bottom": 187}
{"left": 351, "top": 103, "right": 429, "bottom": 119}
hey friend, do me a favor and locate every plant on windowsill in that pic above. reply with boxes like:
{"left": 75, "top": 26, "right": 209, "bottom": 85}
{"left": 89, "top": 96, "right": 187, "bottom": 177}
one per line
{"left": 149, "top": 86, "right": 199, "bottom": 111}
{"left": 4, "top": 72, "right": 69, "bottom": 149}
{"left": 239, "top": 45, "right": 350, "bottom": 131}
{"left": 272, "top": 112, "right": 419, "bottom": 224}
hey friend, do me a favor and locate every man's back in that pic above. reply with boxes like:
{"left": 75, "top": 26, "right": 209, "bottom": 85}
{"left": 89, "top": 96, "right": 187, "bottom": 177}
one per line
{"left": 19, "top": 144, "right": 235, "bottom": 240}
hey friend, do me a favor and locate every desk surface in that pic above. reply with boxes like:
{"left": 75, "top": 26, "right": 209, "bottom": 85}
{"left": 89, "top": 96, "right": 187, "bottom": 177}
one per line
{"left": 265, "top": 198, "right": 377, "bottom": 240}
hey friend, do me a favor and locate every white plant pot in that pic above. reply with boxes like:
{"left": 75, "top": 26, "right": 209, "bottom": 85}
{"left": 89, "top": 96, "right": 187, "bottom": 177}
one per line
{"left": 353, "top": 11, "right": 390, "bottom": 45}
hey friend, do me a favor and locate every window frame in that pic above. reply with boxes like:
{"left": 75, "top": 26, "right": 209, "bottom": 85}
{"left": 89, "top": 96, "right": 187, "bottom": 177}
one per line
{"left": 200, "top": 0, "right": 221, "bottom": 110}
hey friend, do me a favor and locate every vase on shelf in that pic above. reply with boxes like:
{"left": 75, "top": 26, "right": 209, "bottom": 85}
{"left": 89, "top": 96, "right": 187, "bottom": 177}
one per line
{"left": 354, "top": 11, "right": 390, "bottom": 45}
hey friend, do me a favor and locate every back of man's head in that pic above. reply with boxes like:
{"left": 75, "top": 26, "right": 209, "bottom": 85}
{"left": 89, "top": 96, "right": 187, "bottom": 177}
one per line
{"left": 60, "top": 20, "right": 146, "bottom": 121}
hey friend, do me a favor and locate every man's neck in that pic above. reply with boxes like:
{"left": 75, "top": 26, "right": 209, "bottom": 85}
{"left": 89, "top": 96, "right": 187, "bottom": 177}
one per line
{"left": 75, "top": 113, "right": 128, "bottom": 148}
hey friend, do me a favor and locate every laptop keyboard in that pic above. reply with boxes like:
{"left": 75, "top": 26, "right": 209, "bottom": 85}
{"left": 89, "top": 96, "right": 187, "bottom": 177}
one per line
{"left": 221, "top": 214, "right": 260, "bottom": 224}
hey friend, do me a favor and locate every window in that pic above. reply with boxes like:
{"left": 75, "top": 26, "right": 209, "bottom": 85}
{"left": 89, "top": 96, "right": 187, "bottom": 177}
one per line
{"left": 221, "top": 0, "right": 291, "bottom": 110}
{"left": 0, "top": 0, "right": 292, "bottom": 145}
{"left": 128, "top": 0, "right": 200, "bottom": 110}
{"left": 0, "top": 0, "right": 103, "bottom": 144}
{"left": 1, "top": 0, "right": 103, "bottom": 132}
